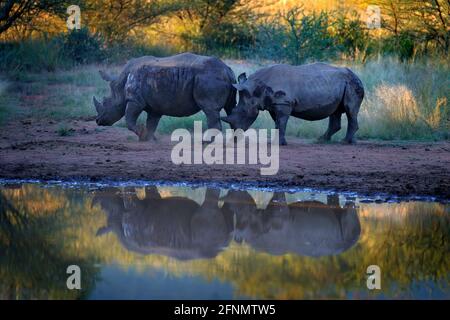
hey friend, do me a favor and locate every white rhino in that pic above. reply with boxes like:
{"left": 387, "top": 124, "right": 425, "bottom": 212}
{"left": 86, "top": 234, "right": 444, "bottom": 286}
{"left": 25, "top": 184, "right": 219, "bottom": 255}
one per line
{"left": 221, "top": 63, "right": 365, "bottom": 145}
{"left": 93, "top": 53, "right": 236, "bottom": 141}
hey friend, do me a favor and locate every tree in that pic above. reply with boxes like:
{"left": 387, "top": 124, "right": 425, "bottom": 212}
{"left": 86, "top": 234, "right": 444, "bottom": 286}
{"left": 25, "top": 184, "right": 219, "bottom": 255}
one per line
{"left": 377, "top": 0, "right": 449, "bottom": 54}
{"left": 0, "top": 0, "right": 67, "bottom": 34}
{"left": 82, "top": 0, "right": 183, "bottom": 43}
{"left": 175, "top": 0, "right": 260, "bottom": 50}
{"left": 410, "top": 0, "right": 449, "bottom": 53}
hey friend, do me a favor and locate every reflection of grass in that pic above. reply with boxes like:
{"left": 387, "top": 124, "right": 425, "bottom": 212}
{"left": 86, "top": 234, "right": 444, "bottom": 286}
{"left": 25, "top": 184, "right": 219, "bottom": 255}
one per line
{"left": 1, "top": 184, "right": 448, "bottom": 299}
{"left": 0, "top": 57, "right": 448, "bottom": 140}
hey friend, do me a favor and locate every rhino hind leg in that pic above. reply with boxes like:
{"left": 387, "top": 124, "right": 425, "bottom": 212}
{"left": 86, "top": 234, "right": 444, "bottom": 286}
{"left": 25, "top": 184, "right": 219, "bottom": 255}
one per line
{"left": 146, "top": 112, "right": 161, "bottom": 141}
{"left": 125, "top": 101, "right": 146, "bottom": 141}
{"left": 343, "top": 113, "right": 359, "bottom": 144}
{"left": 342, "top": 81, "right": 364, "bottom": 144}
{"left": 320, "top": 111, "right": 342, "bottom": 142}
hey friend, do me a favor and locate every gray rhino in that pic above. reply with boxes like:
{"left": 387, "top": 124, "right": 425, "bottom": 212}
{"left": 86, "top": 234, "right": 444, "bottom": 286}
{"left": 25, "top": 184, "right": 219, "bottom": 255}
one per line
{"left": 223, "top": 191, "right": 361, "bottom": 257}
{"left": 94, "top": 187, "right": 233, "bottom": 260}
{"left": 93, "top": 53, "right": 236, "bottom": 141}
{"left": 221, "top": 63, "right": 365, "bottom": 145}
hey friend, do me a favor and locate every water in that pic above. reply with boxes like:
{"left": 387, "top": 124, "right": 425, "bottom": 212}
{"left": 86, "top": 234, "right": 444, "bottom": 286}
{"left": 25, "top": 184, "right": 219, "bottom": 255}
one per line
{"left": 0, "top": 182, "right": 448, "bottom": 300}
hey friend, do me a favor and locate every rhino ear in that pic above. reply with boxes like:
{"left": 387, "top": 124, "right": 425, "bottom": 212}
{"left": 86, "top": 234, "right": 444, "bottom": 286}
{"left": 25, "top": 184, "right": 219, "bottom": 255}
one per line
{"left": 99, "top": 70, "right": 116, "bottom": 82}
{"left": 237, "top": 72, "right": 247, "bottom": 84}
{"left": 264, "top": 86, "right": 274, "bottom": 96}
{"left": 263, "top": 87, "right": 274, "bottom": 107}
{"left": 274, "top": 90, "right": 286, "bottom": 98}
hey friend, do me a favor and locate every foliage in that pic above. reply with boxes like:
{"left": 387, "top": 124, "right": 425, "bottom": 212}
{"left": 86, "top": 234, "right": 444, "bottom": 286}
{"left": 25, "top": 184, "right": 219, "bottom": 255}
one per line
{"left": 0, "top": 0, "right": 68, "bottom": 34}
{"left": 83, "top": 0, "right": 183, "bottom": 43}
{"left": 249, "top": 6, "right": 339, "bottom": 64}
{"left": 56, "top": 27, "right": 105, "bottom": 64}
{"left": 175, "top": 0, "right": 259, "bottom": 53}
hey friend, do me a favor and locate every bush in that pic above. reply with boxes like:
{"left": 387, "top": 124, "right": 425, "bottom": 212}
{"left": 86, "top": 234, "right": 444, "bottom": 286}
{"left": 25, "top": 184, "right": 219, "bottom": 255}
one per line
{"left": 0, "top": 39, "right": 63, "bottom": 73}
{"left": 334, "top": 11, "right": 372, "bottom": 62}
{"left": 56, "top": 28, "right": 105, "bottom": 64}
{"left": 195, "top": 21, "right": 256, "bottom": 56}
{"left": 0, "top": 29, "right": 106, "bottom": 74}
{"left": 382, "top": 31, "right": 416, "bottom": 62}
{"left": 247, "top": 7, "right": 340, "bottom": 64}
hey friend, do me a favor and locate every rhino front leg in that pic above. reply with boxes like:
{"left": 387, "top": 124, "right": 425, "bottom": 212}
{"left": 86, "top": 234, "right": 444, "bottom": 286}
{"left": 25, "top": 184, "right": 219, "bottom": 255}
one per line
{"left": 146, "top": 112, "right": 161, "bottom": 141}
{"left": 276, "top": 114, "right": 289, "bottom": 146}
{"left": 125, "top": 102, "right": 146, "bottom": 141}
{"left": 204, "top": 109, "right": 222, "bottom": 131}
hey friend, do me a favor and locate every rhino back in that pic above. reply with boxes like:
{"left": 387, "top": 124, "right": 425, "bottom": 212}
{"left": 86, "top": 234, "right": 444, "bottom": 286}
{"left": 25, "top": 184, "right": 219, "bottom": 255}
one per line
{"left": 111, "top": 53, "right": 233, "bottom": 108}
{"left": 135, "top": 65, "right": 200, "bottom": 116}
{"left": 251, "top": 63, "right": 350, "bottom": 117}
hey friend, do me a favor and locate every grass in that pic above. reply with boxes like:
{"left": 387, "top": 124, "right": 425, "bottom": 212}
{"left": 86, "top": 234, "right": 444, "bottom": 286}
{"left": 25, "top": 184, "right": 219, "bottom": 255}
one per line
{"left": 57, "top": 123, "right": 75, "bottom": 136}
{"left": 0, "top": 56, "right": 448, "bottom": 141}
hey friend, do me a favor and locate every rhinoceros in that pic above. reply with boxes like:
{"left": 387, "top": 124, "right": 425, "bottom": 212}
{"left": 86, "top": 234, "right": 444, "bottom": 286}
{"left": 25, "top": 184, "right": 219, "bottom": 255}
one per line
{"left": 221, "top": 63, "right": 365, "bottom": 145}
{"left": 93, "top": 53, "right": 236, "bottom": 141}
{"left": 222, "top": 191, "right": 361, "bottom": 257}
{"left": 94, "top": 187, "right": 234, "bottom": 260}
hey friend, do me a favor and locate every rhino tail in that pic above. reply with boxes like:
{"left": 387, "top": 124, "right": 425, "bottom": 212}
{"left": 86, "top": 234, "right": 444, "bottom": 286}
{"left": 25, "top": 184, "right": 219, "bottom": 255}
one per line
{"left": 345, "top": 68, "right": 365, "bottom": 101}
{"left": 341, "top": 68, "right": 365, "bottom": 116}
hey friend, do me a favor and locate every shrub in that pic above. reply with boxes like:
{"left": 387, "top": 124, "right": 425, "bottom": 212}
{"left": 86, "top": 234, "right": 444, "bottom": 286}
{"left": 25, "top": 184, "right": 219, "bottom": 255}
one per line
{"left": 0, "top": 39, "right": 63, "bottom": 73}
{"left": 56, "top": 28, "right": 105, "bottom": 64}
{"left": 247, "top": 7, "right": 340, "bottom": 64}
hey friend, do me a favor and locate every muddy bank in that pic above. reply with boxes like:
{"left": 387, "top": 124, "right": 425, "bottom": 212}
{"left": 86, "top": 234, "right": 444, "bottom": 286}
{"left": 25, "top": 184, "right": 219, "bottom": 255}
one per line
{"left": 0, "top": 119, "right": 449, "bottom": 199}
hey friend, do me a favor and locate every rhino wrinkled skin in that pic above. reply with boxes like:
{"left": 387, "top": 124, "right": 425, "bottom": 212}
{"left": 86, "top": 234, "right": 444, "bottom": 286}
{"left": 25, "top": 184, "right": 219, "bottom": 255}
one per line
{"left": 93, "top": 53, "right": 236, "bottom": 141}
{"left": 221, "top": 63, "right": 365, "bottom": 145}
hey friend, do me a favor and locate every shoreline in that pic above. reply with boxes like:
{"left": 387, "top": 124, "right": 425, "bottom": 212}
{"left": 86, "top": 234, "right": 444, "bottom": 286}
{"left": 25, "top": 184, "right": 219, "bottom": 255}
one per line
{"left": 1, "top": 119, "right": 449, "bottom": 201}
{"left": 0, "top": 177, "right": 448, "bottom": 203}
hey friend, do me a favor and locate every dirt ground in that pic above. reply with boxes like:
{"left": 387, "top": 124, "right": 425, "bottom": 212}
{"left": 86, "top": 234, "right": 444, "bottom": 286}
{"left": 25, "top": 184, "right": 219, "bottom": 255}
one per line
{"left": 0, "top": 118, "right": 449, "bottom": 199}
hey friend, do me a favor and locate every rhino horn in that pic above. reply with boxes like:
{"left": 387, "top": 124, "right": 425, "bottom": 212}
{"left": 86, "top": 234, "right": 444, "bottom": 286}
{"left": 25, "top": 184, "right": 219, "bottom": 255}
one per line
{"left": 99, "top": 70, "right": 116, "bottom": 82}
{"left": 93, "top": 96, "right": 102, "bottom": 113}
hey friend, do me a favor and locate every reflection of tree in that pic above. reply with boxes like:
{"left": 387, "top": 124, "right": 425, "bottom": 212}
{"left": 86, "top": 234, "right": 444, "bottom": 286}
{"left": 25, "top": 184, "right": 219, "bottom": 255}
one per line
{"left": 0, "top": 187, "right": 100, "bottom": 299}
{"left": 0, "top": 184, "right": 448, "bottom": 300}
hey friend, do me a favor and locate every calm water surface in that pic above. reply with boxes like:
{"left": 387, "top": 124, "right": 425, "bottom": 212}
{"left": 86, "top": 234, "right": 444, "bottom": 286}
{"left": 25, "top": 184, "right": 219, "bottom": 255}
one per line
{"left": 0, "top": 183, "right": 448, "bottom": 299}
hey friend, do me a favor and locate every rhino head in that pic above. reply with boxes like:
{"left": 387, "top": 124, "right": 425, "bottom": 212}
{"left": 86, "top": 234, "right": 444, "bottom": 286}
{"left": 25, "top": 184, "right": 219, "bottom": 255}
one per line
{"left": 221, "top": 72, "right": 287, "bottom": 131}
{"left": 93, "top": 70, "right": 126, "bottom": 126}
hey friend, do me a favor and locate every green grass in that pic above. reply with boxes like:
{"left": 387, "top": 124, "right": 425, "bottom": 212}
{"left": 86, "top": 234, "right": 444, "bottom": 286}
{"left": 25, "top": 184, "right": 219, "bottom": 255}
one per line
{"left": 56, "top": 122, "right": 75, "bottom": 136}
{"left": 0, "top": 56, "right": 448, "bottom": 141}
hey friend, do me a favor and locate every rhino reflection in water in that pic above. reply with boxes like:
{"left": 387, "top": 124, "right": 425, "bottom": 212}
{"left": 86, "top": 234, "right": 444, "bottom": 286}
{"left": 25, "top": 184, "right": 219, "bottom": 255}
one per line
{"left": 224, "top": 192, "right": 361, "bottom": 257}
{"left": 93, "top": 187, "right": 233, "bottom": 260}
{"left": 93, "top": 188, "right": 361, "bottom": 260}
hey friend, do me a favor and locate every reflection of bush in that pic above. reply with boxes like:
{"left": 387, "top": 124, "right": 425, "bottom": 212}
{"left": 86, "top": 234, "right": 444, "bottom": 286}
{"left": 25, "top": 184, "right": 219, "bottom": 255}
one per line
{"left": 0, "top": 188, "right": 100, "bottom": 299}
{"left": 0, "top": 185, "right": 448, "bottom": 299}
